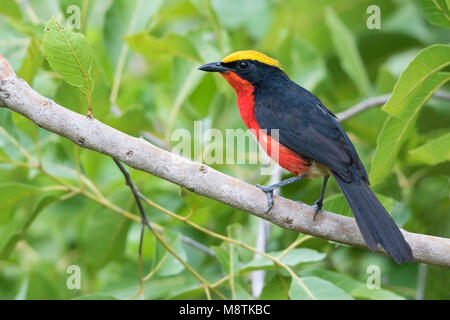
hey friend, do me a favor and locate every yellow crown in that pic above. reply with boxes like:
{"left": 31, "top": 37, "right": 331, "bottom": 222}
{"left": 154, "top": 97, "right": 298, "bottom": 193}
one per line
{"left": 222, "top": 50, "right": 281, "bottom": 68}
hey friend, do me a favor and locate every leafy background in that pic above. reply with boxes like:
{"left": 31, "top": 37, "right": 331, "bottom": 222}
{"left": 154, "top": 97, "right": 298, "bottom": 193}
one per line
{"left": 0, "top": 0, "right": 449, "bottom": 300}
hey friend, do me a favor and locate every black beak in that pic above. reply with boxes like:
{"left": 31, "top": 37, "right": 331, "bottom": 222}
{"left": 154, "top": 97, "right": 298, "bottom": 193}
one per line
{"left": 198, "top": 61, "right": 230, "bottom": 72}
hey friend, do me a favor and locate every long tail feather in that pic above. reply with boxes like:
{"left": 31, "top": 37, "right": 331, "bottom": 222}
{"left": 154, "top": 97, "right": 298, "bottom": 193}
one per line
{"left": 332, "top": 172, "right": 414, "bottom": 264}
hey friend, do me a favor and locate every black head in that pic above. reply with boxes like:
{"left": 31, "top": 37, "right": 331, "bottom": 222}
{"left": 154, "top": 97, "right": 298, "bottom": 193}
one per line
{"left": 198, "top": 50, "right": 288, "bottom": 85}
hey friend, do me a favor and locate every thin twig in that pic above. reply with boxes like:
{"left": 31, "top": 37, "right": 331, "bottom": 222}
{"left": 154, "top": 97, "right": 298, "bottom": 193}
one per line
{"left": 180, "top": 235, "right": 215, "bottom": 257}
{"left": 336, "top": 94, "right": 391, "bottom": 122}
{"left": 112, "top": 158, "right": 151, "bottom": 299}
{"left": 336, "top": 91, "right": 450, "bottom": 122}
{"left": 113, "top": 158, "right": 151, "bottom": 228}
{"left": 137, "top": 223, "right": 145, "bottom": 299}
{"left": 112, "top": 158, "right": 225, "bottom": 300}
{"left": 140, "top": 131, "right": 170, "bottom": 151}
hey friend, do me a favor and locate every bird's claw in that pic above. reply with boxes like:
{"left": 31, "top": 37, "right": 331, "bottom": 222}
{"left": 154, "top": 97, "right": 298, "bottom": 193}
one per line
{"left": 256, "top": 184, "right": 274, "bottom": 213}
{"left": 312, "top": 200, "right": 323, "bottom": 221}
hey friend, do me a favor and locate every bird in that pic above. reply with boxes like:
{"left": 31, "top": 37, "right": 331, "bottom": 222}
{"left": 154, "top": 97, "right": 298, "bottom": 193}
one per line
{"left": 198, "top": 50, "right": 414, "bottom": 264}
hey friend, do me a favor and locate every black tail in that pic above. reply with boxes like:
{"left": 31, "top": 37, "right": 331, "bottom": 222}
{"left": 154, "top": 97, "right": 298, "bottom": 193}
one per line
{"left": 332, "top": 172, "right": 414, "bottom": 264}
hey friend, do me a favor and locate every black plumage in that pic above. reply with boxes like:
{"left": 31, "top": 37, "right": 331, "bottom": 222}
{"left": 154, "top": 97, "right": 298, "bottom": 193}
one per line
{"left": 252, "top": 70, "right": 413, "bottom": 263}
{"left": 200, "top": 57, "right": 414, "bottom": 263}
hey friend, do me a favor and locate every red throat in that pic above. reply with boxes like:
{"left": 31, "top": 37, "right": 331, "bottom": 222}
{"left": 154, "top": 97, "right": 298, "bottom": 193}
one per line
{"left": 220, "top": 71, "right": 310, "bottom": 176}
{"left": 221, "top": 71, "right": 257, "bottom": 130}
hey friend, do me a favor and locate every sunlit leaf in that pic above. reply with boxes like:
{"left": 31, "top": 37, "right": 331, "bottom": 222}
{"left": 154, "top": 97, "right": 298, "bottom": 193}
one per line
{"left": 370, "top": 72, "right": 449, "bottom": 185}
{"left": 382, "top": 44, "right": 450, "bottom": 117}
{"left": 419, "top": 0, "right": 450, "bottom": 29}
{"left": 0, "top": 0, "right": 22, "bottom": 19}
{"left": 409, "top": 132, "right": 450, "bottom": 165}
{"left": 43, "top": 16, "right": 93, "bottom": 106}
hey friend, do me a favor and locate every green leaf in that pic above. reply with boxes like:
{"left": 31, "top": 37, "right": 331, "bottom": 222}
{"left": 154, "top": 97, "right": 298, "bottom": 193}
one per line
{"left": 4, "top": 16, "right": 43, "bottom": 39}
{"left": 323, "top": 193, "right": 411, "bottom": 226}
{"left": 126, "top": 32, "right": 202, "bottom": 62}
{"left": 419, "top": 0, "right": 450, "bottom": 29}
{"left": 153, "top": 230, "right": 187, "bottom": 277}
{"left": 18, "top": 37, "right": 43, "bottom": 84}
{"left": 0, "top": 17, "right": 29, "bottom": 70}
{"left": 26, "top": 262, "right": 65, "bottom": 299}
{"left": 259, "top": 274, "right": 290, "bottom": 300}
{"left": 0, "top": 110, "right": 29, "bottom": 161}
{"left": 211, "top": 243, "right": 242, "bottom": 274}
{"left": 302, "top": 269, "right": 405, "bottom": 300}
{"left": 79, "top": 203, "right": 131, "bottom": 271}
{"left": 104, "top": 0, "right": 163, "bottom": 70}
{"left": 370, "top": 72, "right": 450, "bottom": 185}
{"left": 351, "top": 286, "right": 406, "bottom": 300}
{"left": 409, "top": 132, "right": 450, "bottom": 165}
{"left": 233, "top": 280, "right": 254, "bottom": 300}
{"left": 382, "top": 44, "right": 450, "bottom": 117}
{"left": 0, "top": 195, "right": 59, "bottom": 259}
{"left": 325, "top": 7, "right": 371, "bottom": 97}
{"left": 0, "top": 0, "right": 22, "bottom": 19}
{"left": 0, "top": 183, "right": 40, "bottom": 224}
{"left": 240, "top": 248, "right": 325, "bottom": 273}
{"left": 43, "top": 16, "right": 93, "bottom": 102}
{"left": 289, "top": 276, "right": 353, "bottom": 300}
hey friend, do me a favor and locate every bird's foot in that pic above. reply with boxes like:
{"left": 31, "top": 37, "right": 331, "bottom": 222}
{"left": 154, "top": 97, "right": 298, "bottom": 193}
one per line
{"left": 312, "top": 199, "right": 323, "bottom": 221}
{"left": 256, "top": 184, "right": 275, "bottom": 214}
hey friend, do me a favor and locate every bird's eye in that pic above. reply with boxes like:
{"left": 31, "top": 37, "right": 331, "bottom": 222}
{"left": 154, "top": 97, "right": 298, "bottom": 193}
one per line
{"left": 238, "top": 61, "right": 248, "bottom": 70}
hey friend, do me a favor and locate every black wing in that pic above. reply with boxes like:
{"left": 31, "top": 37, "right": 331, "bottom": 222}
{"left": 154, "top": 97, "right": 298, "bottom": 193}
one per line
{"left": 254, "top": 81, "right": 368, "bottom": 183}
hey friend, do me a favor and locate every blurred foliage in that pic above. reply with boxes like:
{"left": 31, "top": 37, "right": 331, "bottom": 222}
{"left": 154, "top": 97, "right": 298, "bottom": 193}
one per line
{"left": 0, "top": 0, "right": 449, "bottom": 300}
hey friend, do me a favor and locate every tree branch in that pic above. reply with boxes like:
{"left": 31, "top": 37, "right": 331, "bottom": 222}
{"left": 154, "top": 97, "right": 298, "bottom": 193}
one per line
{"left": 336, "top": 91, "right": 450, "bottom": 122}
{"left": 0, "top": 54, "right": 449, "bottom": 268}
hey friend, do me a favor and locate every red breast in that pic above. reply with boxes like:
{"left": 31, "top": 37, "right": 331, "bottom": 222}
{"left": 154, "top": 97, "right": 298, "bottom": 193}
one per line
{"left": 221, "top": 71, "right": 310, "bottom": 176}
